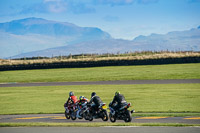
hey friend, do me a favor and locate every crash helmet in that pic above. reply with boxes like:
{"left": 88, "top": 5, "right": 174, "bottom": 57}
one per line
{"left": 69, "top": 91, "right": 74, "bottom": 97}
{"left": 115, "top": 91, "right": 120, "bottom": 96}
{"left": 91, "top": 92, "right": 96, "bottom": 98}
{"left": 79, "top": 96, "right": 84, "bottom": 100}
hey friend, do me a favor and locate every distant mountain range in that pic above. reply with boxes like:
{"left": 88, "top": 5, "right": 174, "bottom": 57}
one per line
{"left": 0, "top": 18, "right": 199, "bottom": 59}
{"left": 0, "top": 17, "right": 111, "bottom": 58}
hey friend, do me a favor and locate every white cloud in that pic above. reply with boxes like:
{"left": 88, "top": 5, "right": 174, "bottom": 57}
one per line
{"left": 20, "top": 0, "right": 160, "bottom": 15}
{"left": 45, "top": 0, "right": 67, "bottom": 13}
{"left": 20, "top": 0, "right": 95, "bottom": 14}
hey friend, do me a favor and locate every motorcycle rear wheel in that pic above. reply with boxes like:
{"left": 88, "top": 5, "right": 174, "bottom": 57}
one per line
{"left": 71, "top": 111, "right": 77, "bottom": 120}
{"left": 83, "top": 112, "right": 89, "bottom": 120}
{"left": 88, "top": 114, "right": 93, "bottom": 121}
{"left": 124, "top": 110, "right": 132, "bottom": 122}
{"left": 102, "top": 110, "right": 108, "bottom": 121}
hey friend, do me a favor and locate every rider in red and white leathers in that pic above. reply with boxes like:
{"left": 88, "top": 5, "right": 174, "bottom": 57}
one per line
{"left": 76, "top": 96, "right": 89, "bottom": 118}
{"left": 64, "top": 91, "right": 78, "bottom": 113}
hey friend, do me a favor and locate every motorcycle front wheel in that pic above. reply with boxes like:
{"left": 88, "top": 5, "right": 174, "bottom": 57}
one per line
{"left": 65, "top": 111, "right": 70, "bottom": 119}
{"left": 109, "top": 113, "right": 116, "bottom": 122}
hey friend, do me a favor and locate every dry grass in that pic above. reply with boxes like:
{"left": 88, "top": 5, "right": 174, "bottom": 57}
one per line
{"left": 1, "top": 51, "right": 200, "bottom": 66}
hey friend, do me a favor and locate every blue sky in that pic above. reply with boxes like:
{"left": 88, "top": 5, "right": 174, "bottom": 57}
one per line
{"left": 0, "top": 0, "right": 200, "bottom": 39}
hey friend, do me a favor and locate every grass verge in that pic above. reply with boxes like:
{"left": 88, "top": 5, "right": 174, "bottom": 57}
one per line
{"left": 0, "top": 122, "right": 200, "bottom": 127}
{"left": 133, "top": 112, "right": 200, "bottom": 117}
{"left": 0, "top": 84, "right": 199, "bottom": 115}
{"left": 0, "top": 63, "right": 200, "bottom": 83}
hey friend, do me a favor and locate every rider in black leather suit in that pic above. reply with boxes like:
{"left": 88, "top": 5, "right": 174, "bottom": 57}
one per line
{"left": 89, "top": 92, "right": 103, "bottom": 115}
{"left": 110, "top": 91, "right": 127, "bottom": 112}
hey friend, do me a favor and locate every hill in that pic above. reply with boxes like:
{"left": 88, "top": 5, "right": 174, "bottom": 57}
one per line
{"left": 11, "top": 26, "right": 200, "bottom": 58}
{"left": 0, "top": 18, "right": 200, "bottom": 59}
{"left": 0, "top": 17, "right": 111, "bottom": 58}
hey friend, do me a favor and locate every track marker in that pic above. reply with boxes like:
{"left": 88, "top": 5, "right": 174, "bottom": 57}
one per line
{"left": 136, "top": 117, "right": 167, "bottom": 119}
{"left": 15, "top": 116, "right": 59, "bottom": 120}
{"left": 15, "top": 117, "right": 47, "bottom": 120}
{"left": 184, "top": 117, "right": 200, "bottom": 120}
{"left": 51, "top": 117, "right": 66, "bottom": 119}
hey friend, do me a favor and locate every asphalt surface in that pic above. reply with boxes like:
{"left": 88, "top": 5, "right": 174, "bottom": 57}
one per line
{"left": 0, "top": 127, "right": 200, "bottom": 133}
{"left": 0, "top": 114, "right": 200, "bottom": 124}
{"left": 0, "top": 79, "right": 200, "bottom": 87}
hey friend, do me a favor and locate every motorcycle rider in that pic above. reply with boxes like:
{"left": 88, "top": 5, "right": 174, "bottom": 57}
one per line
{"left": 76, "top": 96, "right": 89, "bottom": 118}
{"left": 110, "top": 91, "right": 127, "bottom": 114}
{"left": 89, "top": 92, "right": 103, "bottom": 115}
{"left": 64, "top": 91, "right": 78, "bottom": 113}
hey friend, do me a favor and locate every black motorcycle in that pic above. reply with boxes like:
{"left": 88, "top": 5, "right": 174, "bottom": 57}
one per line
{"left": 84, "top": 103, "right": 108, "bottom": 121}
{"left": 109, "top": 102, "right": 134, "bottom": 122}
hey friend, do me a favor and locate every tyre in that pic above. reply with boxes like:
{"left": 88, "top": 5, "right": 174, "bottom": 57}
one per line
{"left": 71, "top": 111, "right": 77, "bottom": 120}
{"left": 86, "top": 111, "right": 93, "bottom": 121}
{"left": 102, "top": 110, "right": 108, "bottom": 121}
{"left": 83, "top": 112, "right": 89, "bottom": 120}
{"left": 124, "top": 110, "right": 132, "bottom": 122}
{"left": 88, "top": 114, "right": 93, "bottom": 121}
{"left": 78, "top": 111, "right": 83, "bottom": 119}
{"left": 65, "top": 111, "right": 70, "bottom": 119}
{"left": 109, "top": 113, "right": 116, "bottom": 123}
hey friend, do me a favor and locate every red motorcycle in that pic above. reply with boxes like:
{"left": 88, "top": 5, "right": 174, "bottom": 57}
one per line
{"left": 65, "top": 103, "right": 77, "bottom": 120}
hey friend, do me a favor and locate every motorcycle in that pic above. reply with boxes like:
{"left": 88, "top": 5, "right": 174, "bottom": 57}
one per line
{"left": 84, "top": 103, "right": 108, "bottom": 121}
{"left": 76, "top": 101, "right": 88, "bottom": 119}
{"left": 109, "top": 102, "right": 134, "bottom": 122}
{"left": 64, "top": 103, "right": 77, "bottom": 120}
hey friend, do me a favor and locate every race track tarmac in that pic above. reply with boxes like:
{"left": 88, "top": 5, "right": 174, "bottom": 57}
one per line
{"left": 0, "top": 114, "right": 200, "bottom": 124}
{"left": 1, "top": 126, "right": 200, "bottom": 133}
{"left": 0, "top": 79, "right": 200, "bottom": 87}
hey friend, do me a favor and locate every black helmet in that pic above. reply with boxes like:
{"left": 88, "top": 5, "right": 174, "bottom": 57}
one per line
{"left": 115, "top": 91, "right": 120, "bottom": 96}
{"left": 91, "top": 92, "right": 96, "bottom": 98}
{"left": 69, "top": 91, "right": 74, "bottom": 97}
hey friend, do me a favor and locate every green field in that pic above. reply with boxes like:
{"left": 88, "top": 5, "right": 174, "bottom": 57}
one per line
{"left": 0, "top": 63, "right": 200, "bottom": 117}
{"left": 0, "top": 63, "right": 200, "bottom": 83}
{"left": 0, "top": 84, "right": 199, "bottom": 115}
